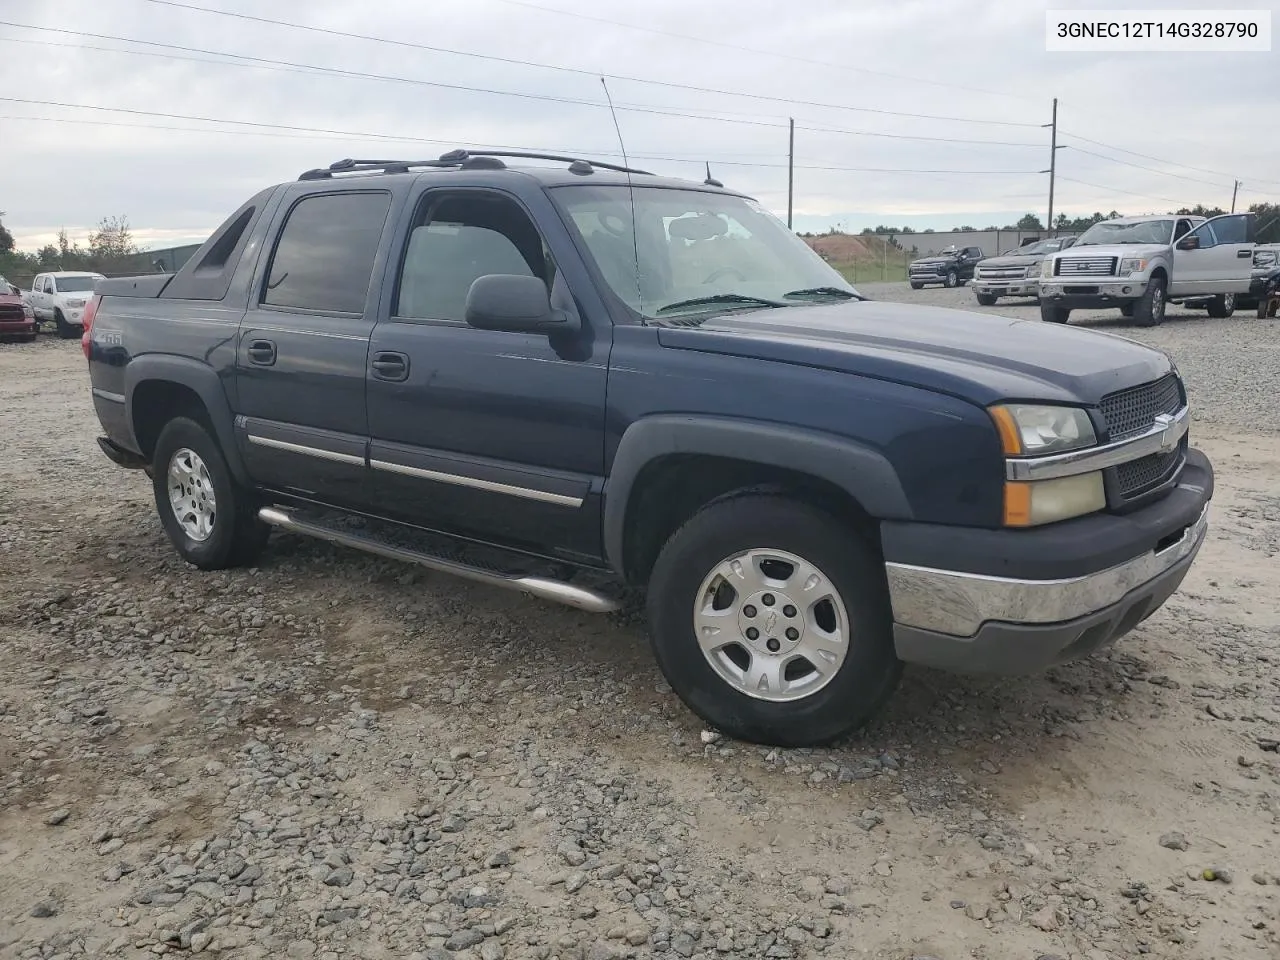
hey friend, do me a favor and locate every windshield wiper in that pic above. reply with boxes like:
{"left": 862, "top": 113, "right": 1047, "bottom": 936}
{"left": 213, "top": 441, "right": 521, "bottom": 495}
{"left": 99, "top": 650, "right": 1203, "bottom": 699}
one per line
{"left": 782, "top": 286, "right": 863, "bottom": 301}
{"left": 654, "top": 293, "right": 790, "bottom": 315}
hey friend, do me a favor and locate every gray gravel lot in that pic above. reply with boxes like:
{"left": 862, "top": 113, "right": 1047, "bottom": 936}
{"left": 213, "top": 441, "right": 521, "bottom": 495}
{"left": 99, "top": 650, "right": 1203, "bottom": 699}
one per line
{"left": 1, "top": 293, "right": 1278, "bottom": 960}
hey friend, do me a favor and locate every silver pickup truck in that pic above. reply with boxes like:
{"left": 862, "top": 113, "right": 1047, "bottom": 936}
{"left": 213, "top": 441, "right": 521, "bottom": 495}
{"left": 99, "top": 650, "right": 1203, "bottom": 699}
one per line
{"left": 971, "top": 236, "right": 1077, "bottom": 306}
{"left": 1037, "top": 214, "right": 1255, "bottom": 326}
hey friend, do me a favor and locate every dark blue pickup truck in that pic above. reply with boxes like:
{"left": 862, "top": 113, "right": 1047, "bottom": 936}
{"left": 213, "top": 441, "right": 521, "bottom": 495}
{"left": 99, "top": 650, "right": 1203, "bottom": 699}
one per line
{"left": 85, "top": 152, "right": 1213, "bottom": 746}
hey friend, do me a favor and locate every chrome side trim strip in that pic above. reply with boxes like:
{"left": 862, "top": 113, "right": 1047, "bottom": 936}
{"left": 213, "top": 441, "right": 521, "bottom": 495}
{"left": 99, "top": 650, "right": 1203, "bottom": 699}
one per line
{"left": 257, "top": 506, "right": 619, "bottom": 614}
{"left": 884, "top": 504, "right": 1209, "bottom": 637}
{"left": 91, "top": 387, "right": 126, "bottom": 404}
{"left": 370, "top": 459, "right": 584, "bottom": 508}
{"left": 247, "top": 434, "right": 365, "bottom": 466}
{"left": 1006, "top": 405, "right": 1189, "bottom": 481}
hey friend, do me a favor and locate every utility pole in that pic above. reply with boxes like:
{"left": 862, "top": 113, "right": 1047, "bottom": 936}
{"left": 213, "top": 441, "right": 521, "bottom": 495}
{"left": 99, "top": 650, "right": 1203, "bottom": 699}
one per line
{"left": 1041, "top": 98, "right": 1061, "bottom": 235}
{"left": 787, "top": 117, "right": 795, "bottom": 230}
{"left": 1231, "top": 180, "right": 1240, "bottom": 213}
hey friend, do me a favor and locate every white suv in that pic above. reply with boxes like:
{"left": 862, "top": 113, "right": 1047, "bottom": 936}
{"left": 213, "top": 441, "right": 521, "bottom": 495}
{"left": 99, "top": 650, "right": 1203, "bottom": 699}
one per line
{"left": 26, "top": 271, "right": 105, "bottom": 338}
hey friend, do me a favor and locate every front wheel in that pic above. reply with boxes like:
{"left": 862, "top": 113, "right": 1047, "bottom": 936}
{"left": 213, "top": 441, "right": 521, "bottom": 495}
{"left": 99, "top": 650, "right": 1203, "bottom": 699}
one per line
{"left": 646, "top": 495, "right": 901, "bottom": 747}
{"left": 54, "top": 310, "right": 79, "bottom": 339}
{"left": 943, "top": 270, "right": 958, "bottom": 288}
{"left": 1132, "top": 279, "right": 1166, "bottom": 327}
{"left": 151, "top": 417, "right": 269, "bottom": 570}
{"left": 1040, "top": 302, "right": 1071, "bottom": 323}
{"left": 1206, "top": 293, "right": 1235, "bottom": 319}
{"left": 975, "top": 293, "right": 998, "bottom": 307}
{"left": 909, "top": 281, "right": 924, "bottom": 290}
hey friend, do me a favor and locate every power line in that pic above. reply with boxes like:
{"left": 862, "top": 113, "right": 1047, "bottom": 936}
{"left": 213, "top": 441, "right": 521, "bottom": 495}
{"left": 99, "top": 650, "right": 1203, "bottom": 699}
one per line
{"left": 1059, "top": 130, "right": 1280, "bottom": 190}
{"left": 128, "top": 0, "right": 1042, "bottom": 128}
{"left": 1056, "top": 176, "right": 1190, "bottom": 207}
{"left": 482, "top": 0, "right": 1043, "bottom": 104}
{"left": 0, "top": 103, "right": 1040, "bottom": 175}
{"left": 1064, "top": 145, "right": 1228, "bottom": 188}
{"left": 0, "top": 33, "right": 1046, "bottom": 149}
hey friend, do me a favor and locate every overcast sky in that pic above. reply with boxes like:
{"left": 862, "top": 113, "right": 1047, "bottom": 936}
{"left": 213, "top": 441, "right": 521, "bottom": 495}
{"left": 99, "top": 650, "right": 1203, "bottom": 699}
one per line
{"left": 1, "top": 0, "right": 1276, "bottom": 251}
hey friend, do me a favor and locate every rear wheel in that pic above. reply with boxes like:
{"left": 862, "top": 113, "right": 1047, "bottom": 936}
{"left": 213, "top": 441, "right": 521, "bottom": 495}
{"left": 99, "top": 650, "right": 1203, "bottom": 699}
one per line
{"left": 1040, "top": 302, "right": 1071, "bottom": 324}
{"left": 54, "top": 310, "right": 79, "bottom": 339}
{"left": 975, "top": 293, "right": 998, "bottom": 307}
{"left": 1206, "top": 293, "right": 1235, "bottom": 319}
{"left": 151, "top": 417, "right": 269, "bottom": 570}
{"left": 646, "top": 495, "right": 901, "bottom": 747}
{"left": 1132, "top": 278, "right": 1166, "bottom": 327}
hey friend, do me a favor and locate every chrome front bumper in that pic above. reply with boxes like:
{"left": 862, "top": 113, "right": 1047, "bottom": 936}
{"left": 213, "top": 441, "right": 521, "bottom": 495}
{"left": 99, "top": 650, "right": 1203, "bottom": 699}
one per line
{"left": 886, "top": 503, "right": 1208, "bottom": 638}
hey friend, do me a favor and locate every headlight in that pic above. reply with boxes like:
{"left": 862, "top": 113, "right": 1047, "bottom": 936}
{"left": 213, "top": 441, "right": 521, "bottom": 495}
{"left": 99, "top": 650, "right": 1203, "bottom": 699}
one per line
{"left": 989, "top": 404, "right": 1097, "bottom": 456}
{"left": 1040, "top": 259, "right": 1054, "bottom": 278}
{"left": 1004, "top": 472, "right": 1106, "bottom": 526}
{"left": 1119, "top": 258, "right": 1147, "bottom": 275}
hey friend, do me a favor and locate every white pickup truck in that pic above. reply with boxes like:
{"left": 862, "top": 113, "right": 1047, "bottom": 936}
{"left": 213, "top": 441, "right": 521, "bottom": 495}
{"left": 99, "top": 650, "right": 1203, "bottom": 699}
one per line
{"left": 25, "top": 271, "right": 106, "bottom": 338}
{"left": 1037, "top": 213, "right": 1254, "bottom": 326}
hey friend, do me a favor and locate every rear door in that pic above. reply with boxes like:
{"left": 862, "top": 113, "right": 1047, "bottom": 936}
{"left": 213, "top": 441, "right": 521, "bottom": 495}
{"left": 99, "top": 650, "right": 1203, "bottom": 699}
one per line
{"left": 31, "top": 275, "right": 49, "bottom": 318}
{"left": 1171, "top": 214, "right": 1255, "bottom": 295}
{"left": 233, "top": 186, "right": 398, "bottom": 508}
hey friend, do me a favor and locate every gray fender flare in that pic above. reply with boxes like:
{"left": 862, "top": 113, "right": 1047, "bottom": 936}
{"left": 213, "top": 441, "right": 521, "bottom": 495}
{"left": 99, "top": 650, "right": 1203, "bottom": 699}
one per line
{"left": 602, "top": 415, "right": 912, "bottom": 575}
{"left": 124, "top": 355, "right": 249, "bottom": 485}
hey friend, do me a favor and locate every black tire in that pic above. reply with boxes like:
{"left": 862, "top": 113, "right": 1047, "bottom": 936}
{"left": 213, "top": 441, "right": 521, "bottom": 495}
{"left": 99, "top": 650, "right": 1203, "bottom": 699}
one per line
{"left": 909, "top": 281, "right": 924, "bottom": 290}
{"left": 151, "top": 417, "right": 269, "bottom": 570}
{"left": 1119, "top": 303, "right": 1135, "bottom": 318}
{"left": 646, "top": 495, "right": 902, "bottom": 747}
{"left": 1040, "top": 302, "right": 1071, "bottom": 324}
{"left": 54, "top": 310, "right": 79, "bottom": 339}
{"left": 1206, "top": 293, "right": 1235, "bottom": 319}
{"left": 943, "top": 270, "right": 958, "bottom": 288}
{"left": 1132, "top": 277, "right": 1166, "bottom": 327}
{"left": 975, "top": 293, "right": 998, "bottom": 307}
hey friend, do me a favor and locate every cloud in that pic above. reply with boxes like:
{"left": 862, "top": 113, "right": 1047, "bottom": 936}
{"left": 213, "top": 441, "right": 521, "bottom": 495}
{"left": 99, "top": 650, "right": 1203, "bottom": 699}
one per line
{"left": 0, "top": 0, "right": 1274, "bottom": 250}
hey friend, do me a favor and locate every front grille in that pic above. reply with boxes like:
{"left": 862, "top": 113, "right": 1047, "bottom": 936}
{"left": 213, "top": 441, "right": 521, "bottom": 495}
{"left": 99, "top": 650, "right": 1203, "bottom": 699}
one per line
{"left": 976, "top": 266, "right": 1028, "bottom": 280}
{"left": 1115, "top": 445, "right": 1185, "bottom": 499}
{"left": 909, "top": 265, "right": 939, "bottom": 275}
{"left": 1055, "top": 256, "right": 1118, "bottom": 277}
{"left": 1099, "top": 374, "right": 1183, "bottom": 441}
{"left": 0, "top": 304, "right": 25, "bottom": 321}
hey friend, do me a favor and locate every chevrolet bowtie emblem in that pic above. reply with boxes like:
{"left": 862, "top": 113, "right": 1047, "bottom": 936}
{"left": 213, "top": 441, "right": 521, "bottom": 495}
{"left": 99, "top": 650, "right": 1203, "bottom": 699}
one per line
{"left": 1154, "top": 413, "right": 1177, "bottom": 453}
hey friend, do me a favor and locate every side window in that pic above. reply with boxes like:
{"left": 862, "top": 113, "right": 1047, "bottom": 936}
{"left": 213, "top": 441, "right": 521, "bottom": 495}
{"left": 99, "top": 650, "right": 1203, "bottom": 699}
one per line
{"left": 48, "top": 278, "right": 58, "bottom": 294}
{"left": 396, "top": 193, "right": 553, "bottom": 322}
{"left": 262, "top": 191, "right": 392, "bottom": 314}
{"left": 1174, "top": 219, "right": 1193, "bottom": 241}
{"left": 1188, "top": 221, "right": 1219, "bottom": 248}
{"left": 1210, "top": 216, "right": 1249, "bottom": 244}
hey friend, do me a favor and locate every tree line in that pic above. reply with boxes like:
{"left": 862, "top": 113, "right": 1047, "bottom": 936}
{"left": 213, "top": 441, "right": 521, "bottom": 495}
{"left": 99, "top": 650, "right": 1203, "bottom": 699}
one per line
{"left": 0, "top": 213, "right": 141, "bottom": 283}
{"left": 837, "top": 202, "right": 1279, "bottom": 242}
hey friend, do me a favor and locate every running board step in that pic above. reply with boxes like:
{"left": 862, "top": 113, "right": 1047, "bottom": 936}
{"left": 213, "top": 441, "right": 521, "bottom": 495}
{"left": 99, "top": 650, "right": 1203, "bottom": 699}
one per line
{"left": 257, "top": 506, "right": 621, "bottom": 614}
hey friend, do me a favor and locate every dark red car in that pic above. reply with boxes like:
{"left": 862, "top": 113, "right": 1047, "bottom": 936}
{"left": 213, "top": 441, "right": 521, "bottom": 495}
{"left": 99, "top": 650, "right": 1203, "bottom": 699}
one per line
{"left": 0, "top": 275, "right": 37, "bottom": 341}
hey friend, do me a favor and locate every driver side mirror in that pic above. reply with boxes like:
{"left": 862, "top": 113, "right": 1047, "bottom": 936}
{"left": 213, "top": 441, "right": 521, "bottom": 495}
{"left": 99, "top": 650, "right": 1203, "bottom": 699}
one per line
{"left": 465, "top": 274, "right": 578, "bottom": 335}
{"left": 1177, "top": 235, "right": 1200, "bottom": 251}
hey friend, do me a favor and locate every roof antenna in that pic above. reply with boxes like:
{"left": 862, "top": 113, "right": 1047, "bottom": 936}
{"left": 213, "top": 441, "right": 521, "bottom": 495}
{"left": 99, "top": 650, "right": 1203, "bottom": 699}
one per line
{"left": 600, "top": 76, "right": 643, "bottom": 316}
{"left": 704, "top": 162, "right": 723, "bottom": 188}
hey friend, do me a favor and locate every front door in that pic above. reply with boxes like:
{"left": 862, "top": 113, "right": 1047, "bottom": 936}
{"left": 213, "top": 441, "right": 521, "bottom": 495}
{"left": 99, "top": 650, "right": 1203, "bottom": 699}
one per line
{"left": 1170, "top": 214, "right": 1256, "bottom": 296}
{"left": 234, "top": 187, "right": 396, "bottom": 508}
{"left": 366, "top": 186, "right": 611, "bottom": 564}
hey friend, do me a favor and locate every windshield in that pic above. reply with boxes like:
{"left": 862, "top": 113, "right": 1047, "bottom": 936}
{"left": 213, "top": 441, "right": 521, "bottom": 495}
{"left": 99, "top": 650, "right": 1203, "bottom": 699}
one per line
{"left": 553, "top": 185, "right": 857, "bottom": 319}
{"left": 1075, "top": 220, "right": 1174, "bottom": 247}
{"left": 53, "top": 275, "right": 101, "bottom": 293}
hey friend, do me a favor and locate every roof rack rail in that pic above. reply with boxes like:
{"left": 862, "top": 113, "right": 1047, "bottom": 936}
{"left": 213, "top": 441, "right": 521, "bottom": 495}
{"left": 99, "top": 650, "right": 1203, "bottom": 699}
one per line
{"left": 297, "top": 150, "right": 654, "bottom": 181}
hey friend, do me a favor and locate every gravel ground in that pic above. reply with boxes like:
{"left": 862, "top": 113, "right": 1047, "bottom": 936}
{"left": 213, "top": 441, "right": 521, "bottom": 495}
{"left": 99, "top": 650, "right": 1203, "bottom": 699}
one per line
{"left": 1, "top": 292, "right": 1278, "bottom": 960}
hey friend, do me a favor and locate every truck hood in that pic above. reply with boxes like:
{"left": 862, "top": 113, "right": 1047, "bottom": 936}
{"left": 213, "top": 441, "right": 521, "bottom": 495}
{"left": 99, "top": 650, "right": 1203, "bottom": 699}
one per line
{"left": 656, "top": 300, "right": 1171, "bottom": 406}
{"left": 911, "top": 256, "right": 959, "bottom": 265}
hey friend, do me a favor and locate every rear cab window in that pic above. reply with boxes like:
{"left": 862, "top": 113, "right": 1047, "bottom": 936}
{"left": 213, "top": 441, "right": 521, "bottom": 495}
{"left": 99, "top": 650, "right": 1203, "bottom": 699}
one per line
{"left": 262, "top": 191, "right": 393, "bottom": 314}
